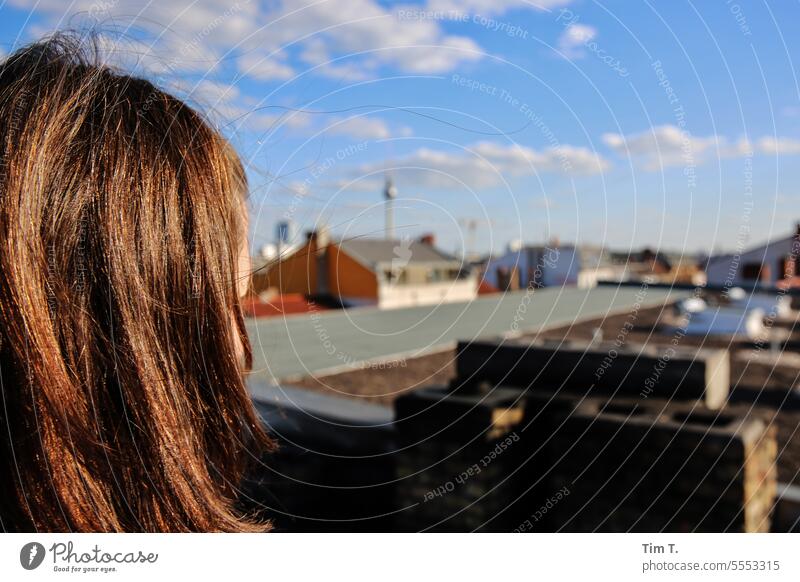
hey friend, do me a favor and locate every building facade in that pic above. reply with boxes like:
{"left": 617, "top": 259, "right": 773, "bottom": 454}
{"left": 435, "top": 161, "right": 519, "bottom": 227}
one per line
{"left": 705, "top": 224, "right": 800, "bottom": 288}
{"left": 483, "top": 244, "right": 581, "bottom": 291}
{"left": 252, "top": 232, "right": 477, "bottom": 309}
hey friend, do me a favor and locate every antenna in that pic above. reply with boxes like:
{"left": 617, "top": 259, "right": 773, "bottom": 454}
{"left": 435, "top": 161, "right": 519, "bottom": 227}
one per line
{"left": 459, "top": 217, "right": 495, "bottom": 260}
{"left": 383, "top": 137, "right": 397, "bottom": 241}
{"left": 458, "top": 218, "right": 477, "bottom": 259}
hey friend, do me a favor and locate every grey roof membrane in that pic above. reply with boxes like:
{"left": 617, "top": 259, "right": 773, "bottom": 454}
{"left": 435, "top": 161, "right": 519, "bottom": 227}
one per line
{"left": 337, "top": 237, "right": 457, "bottom": 268}
{"left": 246, "top": 284, "right": 688, "bottom": 385}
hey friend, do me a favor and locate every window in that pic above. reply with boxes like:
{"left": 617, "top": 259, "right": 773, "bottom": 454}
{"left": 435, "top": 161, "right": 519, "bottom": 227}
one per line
{"left": 741, "top": 262, "right": 767, "bottom": 281}
{"left": 496, "top": 266, "right": 519, "bottom": 291}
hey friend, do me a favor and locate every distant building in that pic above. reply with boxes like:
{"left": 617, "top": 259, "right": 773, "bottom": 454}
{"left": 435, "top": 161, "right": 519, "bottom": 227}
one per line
{"left": 607, "top": 248, "right": 705, "bottom": 286}
{"left": 575, "top": 246, "right": 630, "bottom": 288}
{"left": 252, "top": 231, "right": 477, "bottom": 309}
{"left": 483, "top": 242, "right": 705, "bottom": 291}
{"left": 483, "top": 243, "right": 581, "bottom": 290}
{"left": 705, "top": 223, "right": 800, "bottom": 288}
{"left": 275, "top": 220, "right": 297, "bottom": 244}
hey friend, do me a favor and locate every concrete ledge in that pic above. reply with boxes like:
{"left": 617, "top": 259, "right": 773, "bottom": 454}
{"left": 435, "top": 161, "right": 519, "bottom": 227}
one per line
{"left": 456, "top": 337, "right": 730, "bottom": 409}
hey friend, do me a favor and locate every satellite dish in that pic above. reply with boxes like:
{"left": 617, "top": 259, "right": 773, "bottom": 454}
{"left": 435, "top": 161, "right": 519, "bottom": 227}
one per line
{"left": 728, "top": 287, "right": 747, "bottom": 301}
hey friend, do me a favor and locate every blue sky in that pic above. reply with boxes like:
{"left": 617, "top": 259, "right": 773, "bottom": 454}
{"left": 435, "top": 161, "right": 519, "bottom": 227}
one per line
{"left": 2, "top": 0, "right": 799, "bottom": 256}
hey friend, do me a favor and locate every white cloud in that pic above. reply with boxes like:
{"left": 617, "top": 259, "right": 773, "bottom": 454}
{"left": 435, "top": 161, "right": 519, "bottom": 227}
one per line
{"left": 190, "top": 80, "right": 241, "bottom": 105}
{"left": 558, "top": 23, "right": 597, "bottom": 58}
{"left": 344, "top": 140, "right": 607, "bottom": 191}
{"left": 237, "top": 111, "right": 409, "bottom": 139}
{"left": 169, "top": 79, "right": 249, "bottom": 124}
{"left": 11, "top": 0, "right": 262, "bottom": 73}
{"left": 426, "top": 0, "right": 573, "bottom": 17}
{"left": 471, "top": 141, "right": 607, "bottom": 174}
{"left": 327, "top": 176, "right": 385, "bottom": 193}
{"left": 15, "top": 0, "right": 490, "bottom": 79}
{"left": 247, "top": 0, "right": 484, "bottom": 75}
{"left": 11, "top": 0, "right": 580, "bottom": 143}
{"left": 242, "top": 110, "right": 314, "bottom": 132}
{"left": 299, "top": 38, "right": 371, "bottom": 81}
{"left": 603, "top": 125, "right": 751, "bottom": 169}
{"left": 237, "top": 51, "right": 296, "bottom": 81}
{"left": 603, "top": 125, "right": 715, "bottom": 168}
{"left": 603, "top": 125, "right": 800, "bottom": 169}
{"left": 323, "top": 116, "right": 411, "bottom": 139}
{"left": 756, "top": 137, "right": 800, "bottom": 155}
{"left": 209, "top": 105, "right": 403, "bottom": 140}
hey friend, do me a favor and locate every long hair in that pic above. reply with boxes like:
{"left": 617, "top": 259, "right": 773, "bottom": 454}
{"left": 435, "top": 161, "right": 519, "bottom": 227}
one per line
{"left": 0, "top": 34, "right": 273, "bottom": 532}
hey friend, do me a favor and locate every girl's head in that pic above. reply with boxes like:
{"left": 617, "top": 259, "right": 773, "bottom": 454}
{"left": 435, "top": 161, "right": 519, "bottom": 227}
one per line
{"left": 0, "top": 34, "right": 271, "bottom": 532}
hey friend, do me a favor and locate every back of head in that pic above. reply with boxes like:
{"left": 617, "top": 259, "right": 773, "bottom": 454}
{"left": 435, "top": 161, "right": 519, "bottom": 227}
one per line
{"left": 0, "top": 34, "right": 271, "bottom": 532}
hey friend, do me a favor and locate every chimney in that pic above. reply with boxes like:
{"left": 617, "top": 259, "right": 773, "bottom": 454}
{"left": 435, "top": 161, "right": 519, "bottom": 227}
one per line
{"left": 305, "top": 226, "right": 330, "bottom": 296}
{"left": 419, "top": 233, "right": 436, "bottom": 246}
{"left": 306, "top": 225, "right": 330, "bottom": 252}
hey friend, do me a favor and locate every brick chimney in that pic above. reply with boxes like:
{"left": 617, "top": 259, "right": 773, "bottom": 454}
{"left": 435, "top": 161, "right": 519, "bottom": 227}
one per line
{"left": 419, "top": 233, "right": 436, "bottom": 246}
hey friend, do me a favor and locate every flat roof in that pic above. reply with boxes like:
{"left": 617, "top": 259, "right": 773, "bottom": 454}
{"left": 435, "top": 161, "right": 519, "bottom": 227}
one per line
{"left": 246, "top": 285, "right": 689, "bottom": 383}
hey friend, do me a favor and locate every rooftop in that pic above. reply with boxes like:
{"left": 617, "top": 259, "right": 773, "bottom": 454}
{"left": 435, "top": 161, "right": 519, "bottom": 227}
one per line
{"left": 246, "top": 284, "right": 689, "bottom": 383}
{"left": 337, "top": 237, "right": 457, "bottom": 268}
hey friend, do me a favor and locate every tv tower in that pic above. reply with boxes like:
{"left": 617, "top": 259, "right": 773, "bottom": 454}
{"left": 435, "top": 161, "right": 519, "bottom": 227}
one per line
{"left": 384, "top": 176, "right": 397, "bottom": 240}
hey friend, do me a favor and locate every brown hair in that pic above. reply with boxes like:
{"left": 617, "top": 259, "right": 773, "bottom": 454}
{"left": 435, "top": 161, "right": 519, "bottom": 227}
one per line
{"left": 0, "top": 34, "right": 272, "bottom": 532}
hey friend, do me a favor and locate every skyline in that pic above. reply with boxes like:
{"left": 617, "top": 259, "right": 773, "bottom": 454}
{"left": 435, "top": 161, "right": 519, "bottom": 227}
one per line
{"left": 1, "top": 1, "right": 799, "bottom": 255}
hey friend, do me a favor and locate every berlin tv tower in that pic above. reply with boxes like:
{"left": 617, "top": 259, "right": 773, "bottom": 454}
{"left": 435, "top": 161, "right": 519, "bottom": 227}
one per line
{"left": 384, "top": 176, "right": 397, "bottom": 240}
